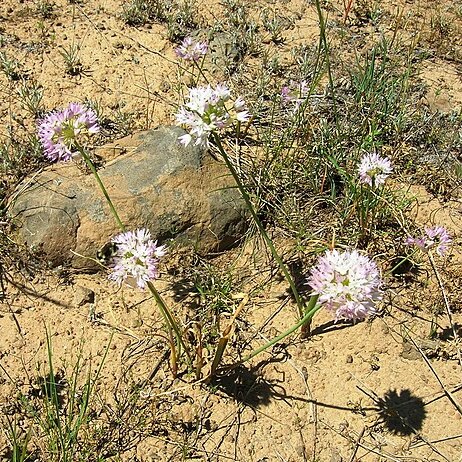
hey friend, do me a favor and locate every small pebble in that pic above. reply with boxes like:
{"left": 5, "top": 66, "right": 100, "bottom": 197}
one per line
{"left": 73, "top": 286, "right": 95, "bottom": 307}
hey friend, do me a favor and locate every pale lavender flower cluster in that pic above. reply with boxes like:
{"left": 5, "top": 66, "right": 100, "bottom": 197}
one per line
{"left": 176, "top": 84, "right": 250, "bottom": 148}
{"left": 38, "top": 102, "right": 99, "bottom": 162}
{"left": 175, "top": 36, "right": 208, "bottom": 61}
{"left": 406, "top": 226, "right": 451, "bottom": 257}
{"left": 108, "top": 228, "right": 166, "bottom": 289}
{"left": 307, "top": 249, "right": 382, "bottom": 322}
{"left": 281, "top": 80, "right": 309, "bottom": 112}
{"left": 358, "top": 153, "right": 392, "bottom": 187}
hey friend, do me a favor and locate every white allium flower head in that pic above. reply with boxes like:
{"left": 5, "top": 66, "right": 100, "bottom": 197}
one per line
{"left": 213, "top": 83, "right": 231, "bottom": 101}
{"left": 406, "top": 226, "right": 451, "bottom": 257}
{"left": 281, "top": 80, "right": 309, "bottom": 113}
{"left": 176, "top": 84, "right": 251, "bottom": 149}
{"left": 175, "top": 37, "right": 208, "bottom": 61}
{"left": 234, "top": 97, "right": 251, "bottom": 122}
{"left": 358, "top": 153, "right": 392, "bottom": 187}
{"left": 108, "top": 228, "right": 166, "bottom": 289}
{"left": 307, "top": 249, "right": 382, "bottom": 322}
{"left": 38, "top": 102, "right": 99, "bottom": 162}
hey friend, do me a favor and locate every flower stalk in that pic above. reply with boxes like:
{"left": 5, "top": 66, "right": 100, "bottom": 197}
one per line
{"left": 212, "top": 133, "right": 305, "bottom": 317}
{"left": 242, "top": 300, "right": 322, "bottom": 364}
{"left": 75, "top": 142, "right": 126, "bottom": 232}
{"left": 79, "top": 146, "right": 192, "bottom": 370}
{"left": 38, "top": 102, "right": 192, "bottom": 374}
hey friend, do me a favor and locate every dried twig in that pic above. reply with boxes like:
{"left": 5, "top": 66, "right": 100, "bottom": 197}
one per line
{"left": 428, "top": 251, "right": 462, "bottom": 368}
{"left": 407, "top": 334, "right": 462, "bottom": 417}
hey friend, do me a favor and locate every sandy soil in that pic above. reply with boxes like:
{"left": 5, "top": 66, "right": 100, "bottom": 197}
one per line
{"left": 1, "top": 0, "right": 462, "bottom": 461}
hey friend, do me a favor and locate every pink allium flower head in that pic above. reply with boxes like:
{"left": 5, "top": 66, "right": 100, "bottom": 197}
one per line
{"left": 175, "top": 36, "right": 208, "bottom": 61}
{"left": 38, "top": 102, "right": 99, "bottom": 162}
{"left": 358, "top": 153, "right": 392, "bottom": 187}
{"left": 307, "top": 249, "right": 382, "bottom": 322}
{"left": 406, "top": 226, "right": 451, "bottom": 256}
{"left": 108, "top": 228, "right": 166, "bottom": 289}
{"left": 176, "top": 84, "right": 250, "bottom": 149}
{"left": 281, "top": 80, "right": 309, "bottom": 112}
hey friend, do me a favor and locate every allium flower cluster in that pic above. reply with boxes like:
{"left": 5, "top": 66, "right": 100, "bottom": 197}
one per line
{"left": 358, "top": 153, "right": 392, "bottom": 187}
{"left": 108, "top": 228, "right": 166, "bottom": 289}
{"left": 175, "top": 36, "right": 208, "bottom": 61}
{"left": 281, "top": 80, "right": 309, "bottom": 112}
{"left": 307, "top": 249, "right": 382, "bottom": 322}
{"left": 38, "top": 102, "right": 99, "bottom": 162}
{"left": 176, "top": 84, "right": 250, "bottom": 148}
{"left": 406, "top": 226, "right": 451, "bottom": 257}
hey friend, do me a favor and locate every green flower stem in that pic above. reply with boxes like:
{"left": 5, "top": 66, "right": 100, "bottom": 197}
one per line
{"left": 301, "top": 292, "right": 320, "bottom": 337}
{"left": 314, "top": 0, "right": 339, "bottom": 130}
{"left": 359, "top": 184, "right": 370, "bottom": 240}
{"left": 76, "top": 143, "right": 192, "bottom": 370}
{"left": 212, "top": 133, "right": 305, "bottom": 317}
{"left": 387, "top": 248, "right": 418, "bottom": 276}
{"left": 147, "top": 281, "right": 193, "bottom": 368}
{"left": 193, "top": 58, "right": 209, "bottom": 86}
{"left": 242, "top": 297, "right": 321, "bottom": 364}
{"left": 76, "top": 143, "right": 126, "bottom": 232}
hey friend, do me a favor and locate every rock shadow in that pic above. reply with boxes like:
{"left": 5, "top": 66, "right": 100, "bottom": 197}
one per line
{"left": 168, "top": 275, "right": 195, "bottom": 302}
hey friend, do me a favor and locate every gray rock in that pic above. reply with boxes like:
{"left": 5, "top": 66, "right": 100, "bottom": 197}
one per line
{"left": 10, "top": 126, "right": 247, "bottom": 268}
{"left": 73, "top": 286, "right": 95, "bottom": 307}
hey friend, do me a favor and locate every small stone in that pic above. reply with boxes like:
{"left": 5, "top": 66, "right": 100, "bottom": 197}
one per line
{"left": 346, "top": 354, "right": 353, "bottom": 363}
{"left": 131, "top": 318, "right": 143, "bottom": 328}
{"left": 400, "top": 340, "right": 420, "bottom": 361}
{"left": 295, "top": 444, "right": 306, "bottom": 457}
{"left": 330, "top": 449, "right": 343, "bottom": 462}
{"left": 73, "top": 286, "right": 95, "bottom": 307}
{"left": 12, "top": 337, "right": 26, "bottom": 348}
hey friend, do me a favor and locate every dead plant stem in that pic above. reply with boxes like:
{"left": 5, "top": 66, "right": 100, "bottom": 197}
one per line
{"left": 428, "top": 251, "right": 462, "bottom": 369}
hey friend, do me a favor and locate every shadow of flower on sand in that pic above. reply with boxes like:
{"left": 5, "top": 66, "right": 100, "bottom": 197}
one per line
{"left": 210, "top": 364, "right": 273, "bottom": 407}
{"left": 375, "top": 389, "right": 427, "bottom": 435}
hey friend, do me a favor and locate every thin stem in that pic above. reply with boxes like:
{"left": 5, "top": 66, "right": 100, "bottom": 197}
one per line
{"left": 75, "top": 143, "right": 125, "bottom": 232}
{"left": 428, "top": 251, "right": 462, "bottom": 369}
{"left": 212, "top": 133, "right": 305, "bottom": 316}
{"left": 314, "top": 0, "right": 339, "bottom": 131}
{"left": 193, "top": 58, "right": 209, "bottom": 86}
{"left": 387, "top": 248, "right": 418, "bottom": 276}
{"left": 146, "top": 281, "right": 193, "bottom": 368}
{"left": 76, "top": 143, "right": 192, "bottom": 369}
{"left": 242, "top": 301, "right": 322, "bottom": 363}
{"left": 301, "top": 293, "right": 320, "bottom": 336}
